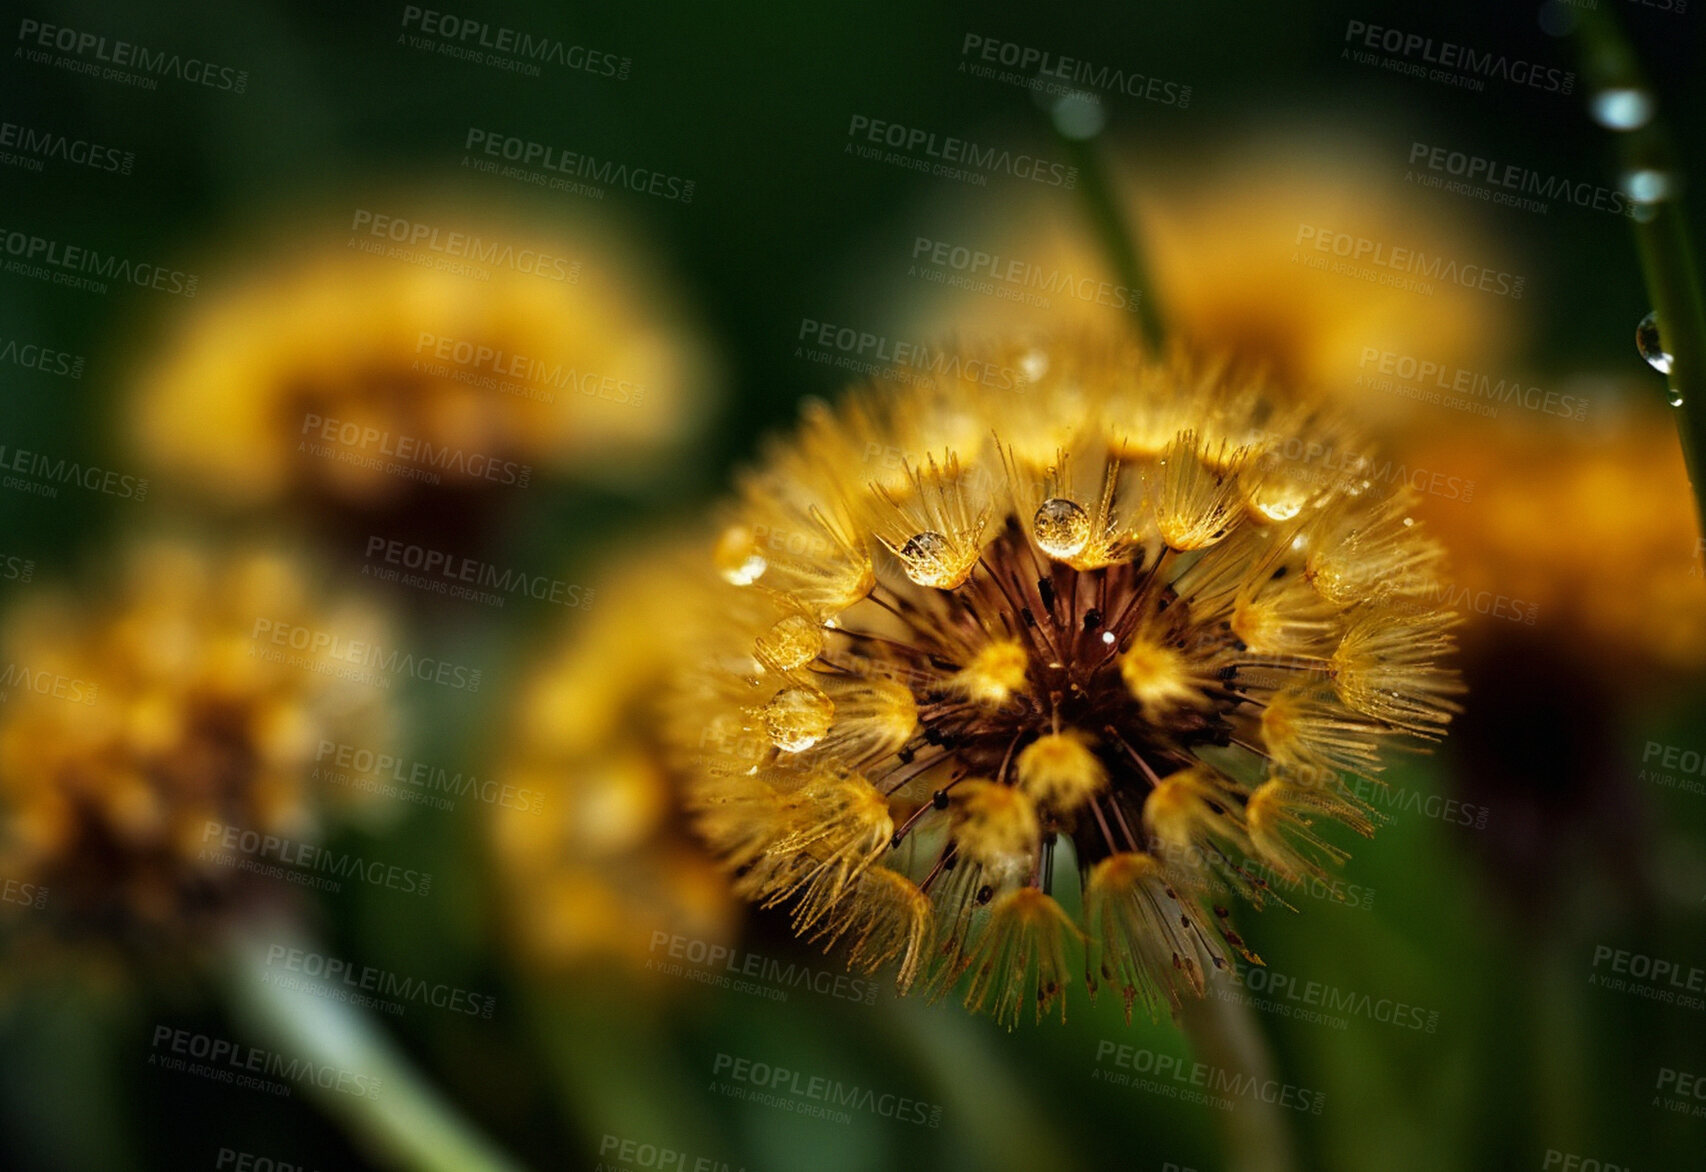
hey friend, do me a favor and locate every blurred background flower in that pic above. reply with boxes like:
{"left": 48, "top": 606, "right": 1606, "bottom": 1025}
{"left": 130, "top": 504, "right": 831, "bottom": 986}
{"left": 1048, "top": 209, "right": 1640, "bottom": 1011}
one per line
{"left": 128, "top": 204, "right": 719, "bottom": 544}
{"left": 0, "top": 537, "right": 390, "bottom": 977}
{"left": 488, "top": 536, "right": 736, "bottom": 976}
{"left": 901, "top": 127, "right": 1525, "bottom": 419}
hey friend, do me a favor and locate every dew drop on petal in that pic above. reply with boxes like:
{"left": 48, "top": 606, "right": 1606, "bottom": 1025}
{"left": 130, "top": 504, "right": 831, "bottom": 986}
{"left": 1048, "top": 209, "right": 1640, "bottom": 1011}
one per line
{"left": 1669, "top": 389, "right": 1686, "bottom": 408}
{"left": 714, "top": 525, "right": 767, "bottom": 586}
{"left": 756, "top": 613, "right": 824, "bottom": 670}
{"left": 1637, "top": 311, "right": 1674, "bottom": 375}
{"left": 1592, "top": 88, "right": 1654, "bottom": 132}
{"left": 897, "top": 531, "right": 957, "bottom": 588}
{"left": 1033, "top": 498, "right": 1090, "bottom": 559}
{"left": 763, "top": 686, "right": 834, "bottom": 752}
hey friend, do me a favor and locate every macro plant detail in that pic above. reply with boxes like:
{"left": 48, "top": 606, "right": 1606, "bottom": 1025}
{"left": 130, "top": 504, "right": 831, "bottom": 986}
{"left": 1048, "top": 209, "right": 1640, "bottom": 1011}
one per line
{"left": 672, "top": 336, "right": 1462, "bottom": 1027}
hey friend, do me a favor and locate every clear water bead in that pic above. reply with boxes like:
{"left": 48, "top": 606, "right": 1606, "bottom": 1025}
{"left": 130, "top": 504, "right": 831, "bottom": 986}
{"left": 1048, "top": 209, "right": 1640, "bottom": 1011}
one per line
{"left": 1624, "top": 169, "right": 1676, "bottom": 205}
{"left": 1669, "top": 389, "right": 1686, "bottom": 408}
{"left": 1591, "top": 89, "right": 1654, "bottom": 132}
{"left": 762, "top": 686, "right": 834, "bottom": 752}
{"left": 897, "top": 531, "right": 959, "bottom": 588}
{"left": 1637, "top": 311, "right": 1674, "bottom": 375}
{"left": 1033, "top": 498, "right": 1090, "bottom": 559}
{"left": 1050, "top": 91, "right": 1106, "bottom": 141}
{"left": 756, "top": 613, "right": 824, "bottom": 670}
{"left": 714, "top": 525, "right": 767, "bottom": 586}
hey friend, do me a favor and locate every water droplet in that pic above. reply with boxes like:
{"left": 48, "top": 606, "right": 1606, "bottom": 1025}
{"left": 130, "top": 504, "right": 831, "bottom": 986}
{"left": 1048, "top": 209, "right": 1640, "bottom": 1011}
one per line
{"left": 1592, "top": 88, "right": 1655, "bottom": 131}
{"left": 1050, "top": 90, "right": 1105, "bottom": 140}
{"left": 896, "top": 531, "right": 958, "bottom": 588}
{"left": 714, "top": 525, "right": 766, "bottom": 586}
{"left": 1637, "top": 311, "right": 1674, "bottom": 374}
{"left": 1033, "top": 498, "right": 1090, "bottom": 559}
{"left": 1669, "top": 389, "right": 1686, "bottom": 408}
{"left": 762, "top": 686, "right": 834, "bottom": 752}
{"left": 756, "top": 613, "right": 824, "bottom": 670}
{"left": 1623, "top": 168, "right": 1676, "bottom": 205}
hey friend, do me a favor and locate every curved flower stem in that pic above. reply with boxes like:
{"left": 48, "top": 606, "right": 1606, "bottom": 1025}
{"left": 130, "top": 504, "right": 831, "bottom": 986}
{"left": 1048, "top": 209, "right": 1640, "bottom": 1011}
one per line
{"left": 221, "top": 918, "right": 527, "bottom": 1172}
{"left": 1575, "top": 11, "right": 1706, "bottom": 535}
{"left": 1055, "top": 126, "right": 1166, "bottom": 352}
{"left": 1179, "top": 986, "right": 1300, "bottom": 1172}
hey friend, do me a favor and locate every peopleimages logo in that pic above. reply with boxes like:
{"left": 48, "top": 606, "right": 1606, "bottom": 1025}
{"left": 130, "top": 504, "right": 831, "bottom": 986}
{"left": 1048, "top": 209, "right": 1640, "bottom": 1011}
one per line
{"left": 1294, "top": 225, "right": 1524, "bottom": 300}
{"left": 0, "top": 443, "right": 148, "bottom": 500}
{"left": 1355, "top": 347, "right": 1588, "bottom": 422}
{"left": 0, "top": 120, "right": 134, "bottom": 175}
{"left": 646, "top": 930, "right": 880, "bottom": 1006}
{"left": 0, "top": 336, "right": 85, "bottom": 379}
{"left": 0, "top": 228, "right": 198, "bottom": 297}
{"left": 414, "top": 332, "right": 646, "bottom": 406}
{"left": 957, "top": 34, "right": 1192, "bottom": 107}
{"left": 1093, "top": 1042, "right": 1327, "bottom": 1114}
{"left": 261, "top": 944, "right": 496, "bottom": 1019}
{"left": 909, "top": 235, "right": 1141, "bottom": 313}
{"left": 398, "top": 7, "right": 631, "bottom": 80}
{"left": 362, "top": 536, "right": 593, "bottom": 610}
{"left": 1219, "top": 965, "right": 1442, "bottom": 1033}
{"left": 844, "top": 115, "right": 1077, "bottom": 188}
{"left": 313, "top": 739, "right": 543, "bottom": 814}
{"left": 249, "top": 619, "right": 484, "bottom": 693}
{"left": 299, "top": 413, "right": 532, "bottom": 490}
{"left": 1341, "top": 20, "right": 1574, "bottom": 94}
{"left": 709, "top": 1053, "right": 943, "bottom": 1128}
{"left": 348, "top": 210, "right": 579, "bottom": 282}
{"left": 795, "top": 317, "right": 1031, "bottom": 391}
{"left": 597, "top": 1133, "right": 747, "bottom": 1172}
{"left": 15, "top": 19, "right": 249, "bottom": 92}
{"left": 198, "top": 820, "right": 432, "bottom": 897}
{"left": 1408, "top": 142, "right": 1633, "bottom": 218}
{"left": 149, "top": 1026, "right": 379, "bottom": 1100}
{"left": 462, "top": 128, "right": 694, "bottom": 203}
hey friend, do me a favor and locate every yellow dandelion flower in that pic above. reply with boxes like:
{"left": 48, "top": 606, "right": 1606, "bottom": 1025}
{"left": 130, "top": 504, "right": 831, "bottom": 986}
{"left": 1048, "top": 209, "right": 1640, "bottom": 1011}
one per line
{"left": 669, "top": 334, "right": 1461, "bottom": 1024}
{"left": 131, "top": 213, "right": 716, "bottom": 513}
{"left": 490, "top": 538, "right": 736, "bottom": 976}
{"left": 0, "top": 539, "right": 390, "bottom": 964}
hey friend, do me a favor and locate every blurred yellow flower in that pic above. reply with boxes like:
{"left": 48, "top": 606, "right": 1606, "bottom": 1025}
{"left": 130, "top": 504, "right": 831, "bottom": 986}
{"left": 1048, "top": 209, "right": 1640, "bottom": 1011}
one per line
{"left": 131, "top": 211, "right": 717, "bottom": 512}
{"left": 1406, "top": 402, "right": 1706, "bottom": 678}
{"left": 0, "top": 538, "right": 392, "bottom": 965}
{"left": 907, "top": 132, "right": 1522, "bottom": 417}
{"left": 490, "top": 538, "right": 735, "bottom": 976}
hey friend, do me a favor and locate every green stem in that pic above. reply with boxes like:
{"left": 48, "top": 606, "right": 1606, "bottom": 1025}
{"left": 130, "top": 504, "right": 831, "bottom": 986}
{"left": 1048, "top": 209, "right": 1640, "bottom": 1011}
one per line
{"left": 1056, "top": 129, "right": 1165, "bottom": 351}
{"left": 1633, "top": 205, "right": 1706, "bottom": 530}
{"left": 1179, "top": 985, "right": 1300, "bottom": 1172}
{"left": 1575, "top": 12, "right": 1706, "bottom": 535}
{"left": 222, "top": 919, "right": 527, "bottom": 1172}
